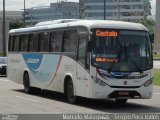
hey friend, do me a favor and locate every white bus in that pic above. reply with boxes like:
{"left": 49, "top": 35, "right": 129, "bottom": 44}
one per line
{"left": 8, "top": 19, "right": 153, "bottom": 103}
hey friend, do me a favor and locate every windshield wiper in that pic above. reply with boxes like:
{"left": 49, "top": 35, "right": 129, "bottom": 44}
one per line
{"left": 108, "top": 40, "right": 122, "bottom": 73}
{"left": 108, "top": 61, "right": 115, "bottom": 73}
{"left": 124, "top": 43, "right": 143, "bottom": 73}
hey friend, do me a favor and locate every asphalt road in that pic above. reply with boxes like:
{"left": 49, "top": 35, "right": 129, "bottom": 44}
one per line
{"left": 0, "top": 77, "right": 160, "bottom": 114}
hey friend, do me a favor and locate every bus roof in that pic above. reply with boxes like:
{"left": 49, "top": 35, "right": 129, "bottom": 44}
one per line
{"left": 9, "top": 19, "right": 148, "bottom": 34}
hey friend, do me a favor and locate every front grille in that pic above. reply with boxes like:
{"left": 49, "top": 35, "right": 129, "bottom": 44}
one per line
{"left": 108, "top": 91, "right": 141, "bottom": 99}
{"left": 110, "top": 86, "right": 140, "bottom": 88}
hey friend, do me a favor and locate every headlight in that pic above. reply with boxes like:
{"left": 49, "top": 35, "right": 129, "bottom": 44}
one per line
{"left": 143, "top": 78, "right": 153, "bottom": 87}
{"left": 91, "top": 76, "right": 107, "bottom": 87}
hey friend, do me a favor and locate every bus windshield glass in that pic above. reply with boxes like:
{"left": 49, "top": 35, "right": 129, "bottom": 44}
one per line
{"left": 92, "top": 29, "right": 153, "bottom": 72}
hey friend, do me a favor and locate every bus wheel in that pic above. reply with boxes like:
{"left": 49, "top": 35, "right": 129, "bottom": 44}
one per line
{"left": 115, "top": 99, "right": 128, "bottom": 104}
{"left": 66, "top": 79, "right": 77, "bottom": 104}
{"left": 23, "top": 72, "right": 33, "bottom": 94}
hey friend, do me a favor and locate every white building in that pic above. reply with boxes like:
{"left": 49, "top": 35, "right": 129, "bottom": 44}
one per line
{"left": 0, "top": 11, "right": 22, "bottom": 21}
{"left": 25, "top": 1, "right": 79, "bottom": 27}
{"left": 80, "top": 0, "right": 151, "bottom": 22}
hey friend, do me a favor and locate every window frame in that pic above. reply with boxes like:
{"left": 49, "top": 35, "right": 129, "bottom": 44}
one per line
{"left": 8, "top": 35, "right": 14, "bottom": 52}
{"left": 62, "top": 29, "right": 78, "bottom": 53}
{"left": 19, "top": 34, "right": 29, "bottom": 52}
{"left": 28, "top": 32, "right": 39, "bottom": 52}
{"left": 38, "top": 32, "right": 50, "bottom": 53}
{"left": 50, "top": 30, "right": 63, "bottom": 53}
{"left": 13, "top": 35, "right": 20, "bottom": 52}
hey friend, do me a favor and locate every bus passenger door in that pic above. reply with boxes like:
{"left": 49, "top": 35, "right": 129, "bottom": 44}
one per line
{"left": 76, "top": 36, "right": 87, "bottom": 97}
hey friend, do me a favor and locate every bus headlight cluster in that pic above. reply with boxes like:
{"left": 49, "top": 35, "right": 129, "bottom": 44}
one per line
{"left": 91, "top": 76, "right": 107, "bottom": 87}
{"left": 143, "top": 78, "right": 153, "bottom": 87}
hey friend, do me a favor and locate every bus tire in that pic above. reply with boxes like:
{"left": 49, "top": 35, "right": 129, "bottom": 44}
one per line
{"left": 115, "top": 99, "right": 128, "bottom": 104}
{"left": 23, "top": 72, "right": 33, "bottom": 94}
{"left": 66, "top": 79, "right": 77, "bottom": 104}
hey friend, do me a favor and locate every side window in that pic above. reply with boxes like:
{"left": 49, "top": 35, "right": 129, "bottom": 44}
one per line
{"left": 8, "top": 35, "right": 14, "bottom": 52}
{"left": 39, "top": 32, "right": 50, "bottom": 52}
{"left": 77, "top": 36, "right": 87, "bottom": 67}
{"left": 13, "top": 35, "right": 19, "bottom": 52}
{"left": 50, "top": 31, "right": 63, "bottom": 52}
{"left": 28, "top": 33, "right": 39, "bottom": 52}
{"left": 19, "top": 34, "right": 28, "bottom": 52}
{"left": 63, "top": 29, "right": 77, "bottom": 52}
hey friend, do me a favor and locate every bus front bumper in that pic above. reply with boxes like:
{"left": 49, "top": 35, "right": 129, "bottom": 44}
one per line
{"left": 91, "top": 83, "right": 153, "bottom": 100}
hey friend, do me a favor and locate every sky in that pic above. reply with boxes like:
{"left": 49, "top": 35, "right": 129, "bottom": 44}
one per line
{"left": 0, "top": 0, "right": 156, "bottom": 15}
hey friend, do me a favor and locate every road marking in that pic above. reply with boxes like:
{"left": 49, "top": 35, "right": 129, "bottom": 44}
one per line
{"left": 15, "top": 96, "right": 39, "bottom": 103}
{"left": 153, "top": 93, "right": 160, "bottom": 95}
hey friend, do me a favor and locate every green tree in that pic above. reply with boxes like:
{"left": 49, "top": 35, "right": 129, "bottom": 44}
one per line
{"left": 139, "top": 19, "right": 155, "bottom": 43}
{"left": 9, "top": 20, "right": 24, "bottom": 30}
{"left": 139, "top": 19, "right": 155, "bottom": 34}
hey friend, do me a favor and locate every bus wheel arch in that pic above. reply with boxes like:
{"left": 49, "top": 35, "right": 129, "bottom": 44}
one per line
{"left": 64, "top": 75, "right": 77, "bottom": 104}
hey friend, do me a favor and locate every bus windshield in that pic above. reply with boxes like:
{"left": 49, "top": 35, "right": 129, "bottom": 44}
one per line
{"left": 92, "top": 29, "right": 153, "bottom": 72}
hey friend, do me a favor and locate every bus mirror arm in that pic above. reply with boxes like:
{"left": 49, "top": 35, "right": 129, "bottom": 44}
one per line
{"left": 150, "top": 34, "right": 154, "bottom": 44}
{"left": 87, "top": 41, "right": 92, "bottom": 52}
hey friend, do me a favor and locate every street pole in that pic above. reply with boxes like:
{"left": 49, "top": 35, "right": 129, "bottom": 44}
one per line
{"left": 24, "top": 0, "right": 26, "bottom": 27}
{"left": 104, "top": 0, "right": 106, "bottom": 20}
{"left": 3, "top": 0, "right": 6, "bottom": 56}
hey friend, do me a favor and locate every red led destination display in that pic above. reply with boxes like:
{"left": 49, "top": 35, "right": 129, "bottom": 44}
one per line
{"left": 96, "top": 30, "right": 118, "bottom": 37}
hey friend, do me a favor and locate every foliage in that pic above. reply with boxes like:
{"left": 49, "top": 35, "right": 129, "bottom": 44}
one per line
{"left": 154, "top": 69, "right": 160, "bottom": 86}
{"left": 139, "top": 19, "right": 155, "bottom": 34}
{"left": 0, "top": 52, "right": 3, "bottom": 56}
{"left": 0, "top": 52, "right": 6, "bottom": 57}
{"left": 153, "top": 52, "right": 160, "bottom": 60}
{"left": 9, "top": 20, "right": 24, "bottom": 30}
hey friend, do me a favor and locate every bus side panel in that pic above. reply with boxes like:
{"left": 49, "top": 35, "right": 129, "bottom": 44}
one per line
{"left": 7, "top": 53, "right": 27, "bottom": 85}
{"left": 46, "top": 55, "right": 89, "bottom": 98}
{"left": 46, "top": 55, "right": 77, "bottom": 93}
{"left": 21, "top": 53, "right": 61, "bottom": 90}
{"left": 55, "top": 55, "right": 91, "bottom": 98}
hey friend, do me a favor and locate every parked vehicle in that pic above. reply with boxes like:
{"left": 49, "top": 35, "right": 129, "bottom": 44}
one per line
{"left": 0, "top": 57, "right": 7, "bottom": 76}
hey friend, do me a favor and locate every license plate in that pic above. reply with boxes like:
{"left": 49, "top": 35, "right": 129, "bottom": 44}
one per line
{"left": 119, "top": 91, "right": 129, "bottom": 96}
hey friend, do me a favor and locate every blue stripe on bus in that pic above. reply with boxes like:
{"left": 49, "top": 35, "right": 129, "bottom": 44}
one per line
{"left": 22, "top": 53, "right": 60, "bottom": 82}
{"left": 22, "top": 53, "right": 43, "bottom": 72}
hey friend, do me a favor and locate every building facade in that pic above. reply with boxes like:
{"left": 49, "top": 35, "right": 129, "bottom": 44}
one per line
{"left": 25, "top": 1, "right": 79, "bottom": 27}
{"left": 0, "top": 11, "right": 22, "bottom": 21}
{"left": 80, "top": 0, "right": 151, "bottom": 22}
{"left": 154, "top": 0, "right": 160, "bottom": 52}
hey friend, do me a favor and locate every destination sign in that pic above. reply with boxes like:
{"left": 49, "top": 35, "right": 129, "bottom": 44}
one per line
{"left": 96, "top": 57, "right": 118, "bottom": 63}
{"left": 96, "top": 30, "right": 118, "bottom": 37}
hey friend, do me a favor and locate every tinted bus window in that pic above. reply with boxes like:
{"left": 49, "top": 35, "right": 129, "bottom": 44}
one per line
{"left": 39, "top": 32, "right": 50, "bottom": 52}
{"left": 19, "top": 34, "right": 28, "bottom": 52}
{"left": 28, "top": 33, "right": 39, "bottom": 52}
{"left": 50, "top": 31, "right": 63, "bottom": 52}
{"left": 77, "top": 36, "right": 87, "bottom": 67}
{"left": 9, "top": 36, "right": 14, "bottom": 52}
{"left": 13, "top": 35, "right": 19, "bottom": 52}
{"left": 63, "top": 29, "right": 77, "bottom": 52}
